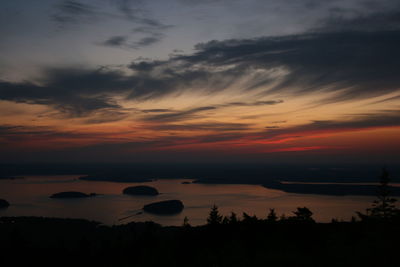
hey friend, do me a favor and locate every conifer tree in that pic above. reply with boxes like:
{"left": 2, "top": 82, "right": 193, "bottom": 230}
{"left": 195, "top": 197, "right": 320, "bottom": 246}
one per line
{"left": 207, "top": 204, "right": 223, "bottom": 225}
{"left": 267, "top": 208, "right": 278, "bottom": 222}
{"left": 291, "top": 207, "right": 314, "bottom": 222}
{"left": 359, "top": 168, "right": 400, "bottom": 221}
{"left": 229, "top": 212, "right": 238, "bottom": 224}
{"left": 183, "top": 216, "right": 191, "bottom": 227}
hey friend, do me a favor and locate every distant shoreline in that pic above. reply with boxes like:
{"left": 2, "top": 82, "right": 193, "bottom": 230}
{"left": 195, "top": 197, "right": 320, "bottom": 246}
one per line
{"left": 75, "top": 174, "right": 400, "bottom": 196}
{"left": 0, "top": 176, "right": 24, "bottom": 180}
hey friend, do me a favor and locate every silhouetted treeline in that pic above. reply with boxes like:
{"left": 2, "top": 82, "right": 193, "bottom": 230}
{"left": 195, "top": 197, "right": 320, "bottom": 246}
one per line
{"left": 1, "top": 215, "right": 400, "bottom": 267}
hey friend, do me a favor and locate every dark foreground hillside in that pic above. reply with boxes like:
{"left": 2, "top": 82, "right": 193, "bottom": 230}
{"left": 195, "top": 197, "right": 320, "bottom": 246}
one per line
{"left": 1, "top": 216, "right": 399, "bottom": 267}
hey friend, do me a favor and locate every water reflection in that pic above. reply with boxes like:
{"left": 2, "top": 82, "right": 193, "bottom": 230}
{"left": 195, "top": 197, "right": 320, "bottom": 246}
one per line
{"left": 0, "top": 175, "right": 374, "bottom": 225}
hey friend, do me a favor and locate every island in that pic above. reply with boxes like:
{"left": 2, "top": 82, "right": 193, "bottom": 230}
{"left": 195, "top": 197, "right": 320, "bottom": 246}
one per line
{"left": 123, "top": 186, "right": 159, "bottom": 196}
{"left": 0, "top": 199, "right": 10, "bottom": 209}
{"left": 50, "top": 191, "right": 98, "bottom": 199}
{"left": 143, "top": 200, "right": 184, "bottom": 215}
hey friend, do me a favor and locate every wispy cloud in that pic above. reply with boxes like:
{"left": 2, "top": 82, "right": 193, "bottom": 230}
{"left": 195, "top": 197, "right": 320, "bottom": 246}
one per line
{"left": 142, "top": 106, "right": 217, "bottom": 122}
{"left": 52, "top": 0, "right": 98, "bottom": 29}
{"left": 53, "top": 0, "right": 172, "bottom": 48}
{"left": 260, "top": 110, "right": 400, "bottom": 139}
{"left": 3, "top": 5, "right": 400, "bottom": 121}
{"left": 140, "top": 100, "right": 283, "bottom": 122}
{"left": 102, "top": 35, "right": 129, "bottom": 47}
{"left": 147, "top": 122, "right": 252, "bottom": 132}
{"left": 0, "top": 68, "right": 133, "bottom": 117}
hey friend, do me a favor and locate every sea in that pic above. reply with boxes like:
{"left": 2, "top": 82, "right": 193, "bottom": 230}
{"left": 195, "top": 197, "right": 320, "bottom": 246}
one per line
{"left": 0, "top": 175, "right": 381, "bottom": 226}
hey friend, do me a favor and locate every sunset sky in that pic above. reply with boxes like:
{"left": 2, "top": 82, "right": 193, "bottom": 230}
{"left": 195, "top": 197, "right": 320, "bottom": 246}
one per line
{"left": 1, "top": 0, "right": 399, "bottom": 163}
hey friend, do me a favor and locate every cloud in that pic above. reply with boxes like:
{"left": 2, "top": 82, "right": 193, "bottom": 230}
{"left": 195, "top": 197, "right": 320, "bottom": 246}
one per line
{"left": 53, "top": 0, "right": 172, "bottom": 48}
{"left": 128, "top": 60, "right": 164, "bottom": 72}
{"left": 122, "top": 8, "right": 400, "bottom": 102}
{"left": 4, "top": 6, "right": 400, "bottom": 119}
{"left": 141, "top": 108, "right": 174, "bottom": 113}
{"left": 102, "top": 33, "right": 165, "bottom": 49}
{"left": 52, "top": 0, "right": 98, "bottom": 28}
{"left": 147, "top": 122, "right": 252, "bottom": 131}
{"left": 0, "top": 124, "right": 90, "bottom": 141}
{"left": 142, "top": 106, "right": 217, "bottom": 122}
{"left": 127, "top": 20, "right": 172, "bottom": 48}
{"left": 318, "top": 7, "right": 400, "bottom": 32}
{"left": 261, "top": 110, "right": 400, "bottom": 139}
{"left": 370, "top": 94, "right": 400, "bottom": 105}
{"left": 178, "top": 30, "right": 400, "bottom": 102}
{"left": 112, "top": 0, "right": 157, "bottom": 25}
{"left": 99, "top": 1, "right": 172, "bottom": 49}
{"left": 268, "top": 146, "right": 329, "bottom": 153}
{"left": 102, "top": 35, "right": 129, "bottom": 47}
{"left": 116, "top": 0, "right": 173, "bottom": 47}
{"left": 139, "top": 99, "right": 283, "bottom": 122}
{"left": 176, "top": 0, "right": 225, "bottom": 5}
{"left": 1, "top": 109, "right": 399, "bottom": 162}
{"left": 84, "top": 108, "right": 131, "bottom": 124}
{"left": 220, "top": 100, "right": 283, "bottom": 107}
{"left": 0, "top": 68, "right": 133, "bottom": 117}
{"left": 133, "top": 35, "right": 162, "bottom": 47}
{"left": 138, "top": 109, "right": 400, "bottom": 150}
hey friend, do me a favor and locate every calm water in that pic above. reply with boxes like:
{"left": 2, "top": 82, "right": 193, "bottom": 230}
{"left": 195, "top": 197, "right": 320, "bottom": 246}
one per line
{"left": 0, "top": 175, "right": 375, "bottom": 226}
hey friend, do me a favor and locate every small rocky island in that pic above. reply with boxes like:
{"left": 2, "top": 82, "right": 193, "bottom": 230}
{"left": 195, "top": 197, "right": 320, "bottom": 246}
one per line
{"left": 0, "top": 199, "right": 10, "bottom": 209}
{"left": 123, "top": 186, "right": 159, "bottom": 196}
{"left": 50, "top": 191, "right": 98, "bottom": 199}
{"left": 143, "top": 200, "right": 184, "bottom": 215}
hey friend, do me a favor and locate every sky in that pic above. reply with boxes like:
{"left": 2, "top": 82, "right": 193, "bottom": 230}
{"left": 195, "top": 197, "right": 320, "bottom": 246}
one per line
{"left": 0, "top": 0, "right": 399, "bottom": 163}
